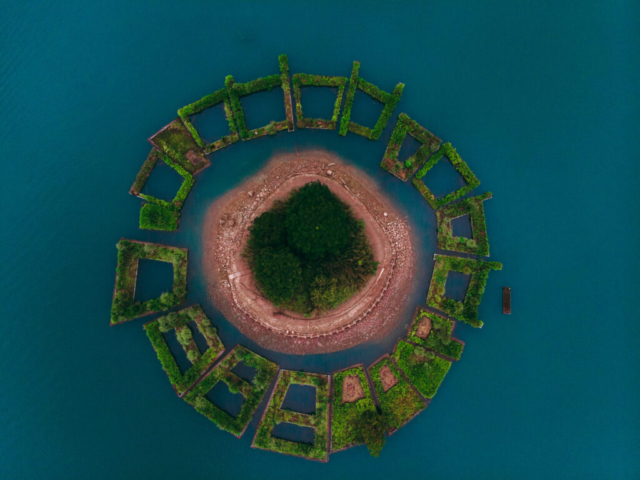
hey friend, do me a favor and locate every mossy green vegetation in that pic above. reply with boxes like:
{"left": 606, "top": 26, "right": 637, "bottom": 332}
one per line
{"left": 436, "top": 191, "right": 492, "bottom": 256}
{"left": 279, "top": 54, "right": 295, "bottom": 131}
{"left": 253, "top": 370, "right": 330, "bottom": 461}
{"left": 293, "top": 73, "right": 347, "bottom": 130}
{"left": 129, "top": 149, "right": 160, "bottom": 196}
{"left": 339, "top": 61, "right": 404, "bottom": 140}
{"left": 243, "top": 181, "right": 378, "bottom": 314}
{"left": 132, "top": 154, "right": 195, "bottom": 231}
{"left": 143, "top": 305, "right": 225, "bottom": 396}
{"left": 148, "top": 118, "right": 210, "bottom": 174}
{"left": 368, "top": 356, "right": 426, "bottom": 433}
{"left": 392, "top": 340, "right": 451, "bottom": 399}
{"left": 412, "top": 143, "right": 480, "bottom": 209}
{"left": 183, "top": 345, "right": 278, "bottom": 437}
{"left": 380, "top": 113, "right": 442, "bottom": 181}
{"left": 110, "top": 239, "right": 188, "bottom": 325}
{"left": 330, "top": 366, "right": 385, "bottom": 456}
{"left": 225, "top": 54, "right": 294, "bottom": 140}
{"left": 407, "top": 307, "right": 464, "bottom": 361}
{"left": 177, "top": 87, "right": 239, "bottom": 154}
{"left": 427, "top": 254, "right": 502, "bottom": 328}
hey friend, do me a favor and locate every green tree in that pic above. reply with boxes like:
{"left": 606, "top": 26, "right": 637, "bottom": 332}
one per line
{"left": 253, "top": 246, "right": 302, "bottom": 304}
{"left": 246, "top": 207, "right": 287, "bottom": 250}
{"left": 309, "top": 276, "right": 340, "bottom": 310}
{"left": 358, "top": 409, "right": 387, "bottom": 457}
{"left": 285, "top": 181, "right": 350, "bottom": 258}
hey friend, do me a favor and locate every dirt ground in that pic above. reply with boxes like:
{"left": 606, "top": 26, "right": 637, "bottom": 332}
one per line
{"left": 379, "top": 365, "right": 399, "bottom": 392}
{"left": 202, "top": 149, "right": 417, "bottom": 354}
{"left": 341, "top": 375, "right": 366, "bottom": 404}
{"left": 415, "top": 317, "right": 432, "bottom": 339}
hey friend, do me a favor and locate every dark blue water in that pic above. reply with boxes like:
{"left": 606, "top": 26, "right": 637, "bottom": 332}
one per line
{"left": 231, "top": 361, "right": 257, "bottom": 385}
{"left": 2, "top": 1, "right": 639, "bottom": 479}
{"left": 444, "top": 271, "right": 472, "bottom": 303}
{"left": 271, "top": 422, "right": 316, "bottom": 445}
{"left": 189, "top": 104, "right": 232, "bottom": 145}
{"left": 297, "top": 86, "right": 339, "bottom": 120}
{"left": 206, "top": 382, "right": 245, "bottom": 418}
{"left": 142, "top": 160, "right": 185, "bottom": 202}
{"left": 423, "top": 156, "right": 466, "bottom": 198}
{"left": 281, "top": 384, "right": 317, "bottom": 415}
{"left": 451, "top": 214, "right": 473, "bottom": 238}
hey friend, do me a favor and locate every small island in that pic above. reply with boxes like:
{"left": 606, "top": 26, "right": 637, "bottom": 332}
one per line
{"left": 243, "top": 180, "right": 378, "bottom": 314}
{"left": 202, "top": 150, "right": 417, "bottom": 354}
{"left": 110, "top": 54, "right": 506, "bottom": 463}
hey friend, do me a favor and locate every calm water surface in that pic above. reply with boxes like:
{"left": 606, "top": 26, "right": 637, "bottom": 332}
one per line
{"left": 1, "top": 1, "right": 639, "bottom": 479}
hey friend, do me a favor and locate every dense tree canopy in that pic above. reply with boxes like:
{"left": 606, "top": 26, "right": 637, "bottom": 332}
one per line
{"left": 285, "top": 181, "right": 350, "bottom": 258}
{"left": 253, "top": 246, "right": 302, "bottom": 304}
{"left": 243, "top": 181, "right": 378, "bottom": 315}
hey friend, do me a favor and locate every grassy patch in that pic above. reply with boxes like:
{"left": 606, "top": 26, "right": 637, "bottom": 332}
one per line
{"left": 339, "top": 61, "right": 404, "bottom": 140}
{"left": 427, "top": 254, "right": 502, "bottom": 327}
{"left": 330, "top": 365, "right": 381, "bottom": 453}
{"left": 178, "top": 88, "right": 239, "bottom": 154}
{"left": 183, "top": 345, "right": 278, "bottom": 437}
{"left": 380, "top": 113, "right": 441, "bottom": 181}
{"left": 110, "top": 239, "right": 187, "bottom": 325}
{"left": 437, "top": 192, "right": 492, "bottom": 257}
{"left": 412, "top": 143, "right": 480, "bottom": 208}
{"left": 148, "top": 119, "right": 210, "bottom": 174}
{"left": 253, "top": 370, "right": 330, "bottom": 462}
{"left": 293, "top": 73, "right": 347, "bottom": 130}
{"left": 225, "top": 54, "right": 294, "bottom": 140}
{"left": 144, "top": 305, "right": 225, "bottom": 396}
{"left": 129, "top": 149, "right": 160, "bottom": 196}
{"left": 406, "top": 307, "right": 464, "bottom": 361}
{"left": 131, "top": 154, "right": 195, "bottom": 231}
{"left": 368, "top": 356, "right": 425, "bottom": 433}
{"left": 392, "top": 340, "right": 451, "bottom": 399}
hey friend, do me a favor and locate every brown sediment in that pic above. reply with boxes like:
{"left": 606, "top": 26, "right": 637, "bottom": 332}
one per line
{"left": 341, "top": 375, "right": 366, "bottom": 404}
{"left": 503, "top": 287, "right": 511, "bottom": 314}
{"left": 202, "top": 149, "right": 417, "bottom": 354}
{"left": 415, "top": 316, "right": 432, "bottom": 339}
{"left": 378, "top": 365, "right": 398, "bottom": 393}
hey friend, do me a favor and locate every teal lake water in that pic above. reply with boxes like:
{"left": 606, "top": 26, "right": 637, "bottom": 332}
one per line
{"left": 2, "top": 1, "right": 639, "bottom": 478}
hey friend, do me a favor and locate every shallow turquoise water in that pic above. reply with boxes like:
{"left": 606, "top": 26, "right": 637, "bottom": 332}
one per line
{"left": 1, "top": 1, "right": 639, "bottom": 478}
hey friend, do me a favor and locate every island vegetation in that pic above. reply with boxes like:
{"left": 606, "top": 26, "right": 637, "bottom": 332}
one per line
{"left": 412, "top": 142, "right": 480, "bottom": 209}
{"left": 148, "top": 118, "right": 210, "bottom": 174}
{"left": 293, "top": 73, "right": 347, "bottom": 130}
{"left": 110, "top": 239, "right": 187, "bottom": 325}
{"left": 143, "top": 305, "right": 225, "bottom": 396}
{"left": 427, "top": 254, "right": 503, "bottom": 328}
{"left": 253, "top": 370, "right": 330, "bottom": 461}
{"left": 436, "top": 191, "right": 492, "bottom": 256}
{"left": 392, "top": 340, "right": 451, "bottom": 399}
{"left": 406, "top": 307, "right": 464, "bottom": 361}
{"left": 113, "top": 54, "right": 509, "bottom": 462}
{"left": 339, "top": 61, "right": 404, "bottom": 140}
{"left": 225, "top": 54, "right": 294, "bottom": 140}
{"left": 184, "top": 345, "right": 278, "bottom": 437}
{"left": 242, "top": 180, "right": 378, "bottom": 315}
{"left": 368, "top": 356, "right": 426, "bottom": 434}
{"left": 177, "top": 87, "right": 239, "bottom": 154}
{"left": 129, "top": 153, "right": 195, "bottom": 231}
{"left": 380, "top": 113, "right": 442, "bottom": 181}
{"left": 330, "top": 365, "right": 386, "bottom": 457}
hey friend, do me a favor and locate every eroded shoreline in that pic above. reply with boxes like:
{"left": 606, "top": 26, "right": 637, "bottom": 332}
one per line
{"left": 202, "top": 150, "right": 416, "bottom": 354}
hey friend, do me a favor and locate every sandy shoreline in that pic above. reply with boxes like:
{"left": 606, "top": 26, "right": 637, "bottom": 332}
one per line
{"left": 202, "top": 149, "right": 416, "bottom": 354}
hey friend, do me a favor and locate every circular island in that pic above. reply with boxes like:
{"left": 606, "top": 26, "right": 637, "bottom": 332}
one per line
{"left": 202, "top": 150, "right": 417, "bottom": 354}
